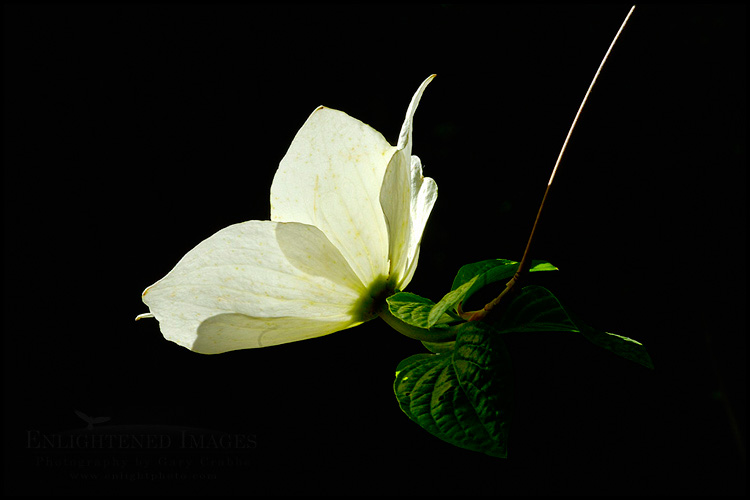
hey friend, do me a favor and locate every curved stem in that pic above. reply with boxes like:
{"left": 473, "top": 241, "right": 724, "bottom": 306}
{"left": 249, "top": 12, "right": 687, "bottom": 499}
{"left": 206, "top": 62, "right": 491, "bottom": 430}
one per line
{"left": 470, "top": 6, "right": 636, "bottom": 322}
{"left": 468, "top": 273, "right": 520, "bottom": 322}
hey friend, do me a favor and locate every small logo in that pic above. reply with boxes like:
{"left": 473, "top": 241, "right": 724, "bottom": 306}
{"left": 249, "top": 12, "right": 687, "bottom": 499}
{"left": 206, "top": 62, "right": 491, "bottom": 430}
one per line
{"left": 73, "top": 410, "right": 111, "bottom": 430}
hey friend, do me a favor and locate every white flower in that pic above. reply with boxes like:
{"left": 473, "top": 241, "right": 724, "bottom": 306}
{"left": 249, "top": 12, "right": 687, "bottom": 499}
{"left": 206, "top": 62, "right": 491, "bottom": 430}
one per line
{"left": 138, "top": 75, "right": 437, "bottom": 354}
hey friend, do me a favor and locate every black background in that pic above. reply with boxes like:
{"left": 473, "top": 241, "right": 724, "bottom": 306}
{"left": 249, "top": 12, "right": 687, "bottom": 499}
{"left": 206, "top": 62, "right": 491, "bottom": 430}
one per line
{"left": 3, "top": 4, "right": 745, "bottom": 496}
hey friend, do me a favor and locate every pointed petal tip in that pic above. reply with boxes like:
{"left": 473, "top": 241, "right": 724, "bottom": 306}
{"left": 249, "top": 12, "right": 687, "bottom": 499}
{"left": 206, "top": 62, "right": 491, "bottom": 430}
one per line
{"left": 416, "top": 74, "right": 436, "bottom": 95}
{"left": 397, "top": 75, "right": 437, "bottom": 151}
{"left": 135, "top": 312, "right": 155, "bottom": 321}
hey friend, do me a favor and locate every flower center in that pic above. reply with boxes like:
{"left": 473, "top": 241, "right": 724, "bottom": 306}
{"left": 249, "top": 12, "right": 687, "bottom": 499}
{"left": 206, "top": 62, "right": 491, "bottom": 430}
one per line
{"left": 350, "top": 275, "right": 393, "bottom": 322}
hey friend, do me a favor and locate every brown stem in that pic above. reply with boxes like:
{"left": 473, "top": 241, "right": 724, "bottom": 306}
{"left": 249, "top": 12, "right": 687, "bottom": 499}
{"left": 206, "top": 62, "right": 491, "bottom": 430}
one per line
{"left": 468, "top": 6, "right": 636, "bottom": 323}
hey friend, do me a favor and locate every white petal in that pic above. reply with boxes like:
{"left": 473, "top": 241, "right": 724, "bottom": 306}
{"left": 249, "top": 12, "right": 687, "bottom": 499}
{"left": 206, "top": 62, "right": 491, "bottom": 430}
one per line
{"left": 141, "top": 220, "right": 366, "bottom": 352}
{"left": 397, "top": 74, "right": 436, "bottom": 157}
{"left": 270, "top": 106, "right": 395, "bottom": 287}
{"left": 194, "top": 314, "right": 356, "bottom": 354}
{"left": 380, "top": 155, "right": 437, "bottom": 290}
{"left": 380, "top": 76, "right": 438, "bottom": 290}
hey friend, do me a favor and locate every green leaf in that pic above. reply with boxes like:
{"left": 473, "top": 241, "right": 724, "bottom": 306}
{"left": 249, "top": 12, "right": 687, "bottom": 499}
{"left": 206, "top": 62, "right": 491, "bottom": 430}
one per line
{"left": 394, "top": 322, "right": 513, "bottom": 458}
{"left": 494, "top": 286, "right": 654, "bottom": 369}
{"left": 395, "top": 353, "right": 437, "bottom": 374}
{"left": 493, "top": 285, "right": 579, "bottom": 333}
{"left": 450, "top": 259, "right": 519, "bottom": 290}
{"left": 426, "top": 259, "right": 558, "bottom": 328}
{"left": 576, "top": 320, "right": 655, "bottom": 370}
{"left": 528, "top": 260, "right": 558, "bottom": 273}
{"left": 451, "top": 259, "right": 558, "bottom": 291}
{"left": 426, "top": 286, "right": 471, "bottom": 328}
{"left": 386, "top": 292, "right": 458, "bottom": 330}
{"left": 421, "top": 340, "right": 455, "bottom": 354}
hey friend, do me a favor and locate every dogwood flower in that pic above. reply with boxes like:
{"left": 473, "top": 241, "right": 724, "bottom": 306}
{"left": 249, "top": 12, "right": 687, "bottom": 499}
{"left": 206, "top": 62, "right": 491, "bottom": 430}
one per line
{"left": 138, "top": 75, "right": 437, "bottom": 353}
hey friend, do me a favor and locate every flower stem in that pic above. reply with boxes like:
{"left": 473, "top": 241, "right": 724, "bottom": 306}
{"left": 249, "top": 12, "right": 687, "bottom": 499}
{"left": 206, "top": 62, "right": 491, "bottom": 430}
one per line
{"left": 470, "top": 5, "right": 636, "bottom": 322}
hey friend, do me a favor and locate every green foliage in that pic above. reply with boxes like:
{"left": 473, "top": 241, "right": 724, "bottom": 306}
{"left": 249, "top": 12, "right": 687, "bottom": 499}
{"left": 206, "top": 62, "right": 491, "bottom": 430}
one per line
{"left": 390, "top": 258, "right": 654, "bottom": 458}
{"left": 394, "top": 321, "right": 513, "bottom": 458}
{"left": 492, "top": 285, "right": 654, "bottom": 369}
{"left": 429, "top": 259, "right": 558, "bottom": 328}
{"left": 386, "top": 292, "right": 459, "bottom": 330}
{"left": 386, "top": 259, "right": 558, "bottom": 329}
